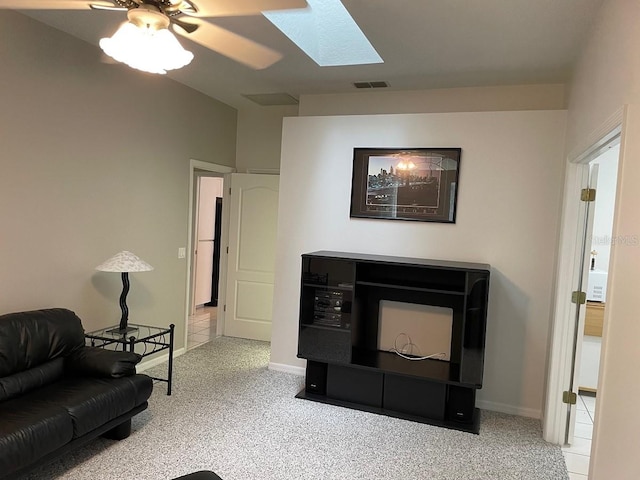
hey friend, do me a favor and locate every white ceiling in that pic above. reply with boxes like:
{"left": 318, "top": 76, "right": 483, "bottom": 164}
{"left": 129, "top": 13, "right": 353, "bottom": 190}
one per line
{"left": 19, "top": 0, "right": 604, "bottom": 109}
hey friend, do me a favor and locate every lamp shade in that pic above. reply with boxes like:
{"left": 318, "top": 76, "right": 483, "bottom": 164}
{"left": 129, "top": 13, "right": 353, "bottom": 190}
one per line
{"left": 96, "top": 251, "right": 154, "bottom": 273}
{"left": 96, "top": 251, "right": 153, "bottom": 334}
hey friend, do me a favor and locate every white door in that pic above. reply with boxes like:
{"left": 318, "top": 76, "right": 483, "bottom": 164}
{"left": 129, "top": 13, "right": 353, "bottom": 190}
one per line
{"left": 224, "top": 173, "right": 279, "bottom": 341}
{"left": 564, "top": 164, "right": 599, "bottom": 445}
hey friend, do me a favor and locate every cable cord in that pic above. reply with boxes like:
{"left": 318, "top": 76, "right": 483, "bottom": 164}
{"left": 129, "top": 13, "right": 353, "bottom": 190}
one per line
{"left": 389, "top": 333, "right": 446, "bottom": 361}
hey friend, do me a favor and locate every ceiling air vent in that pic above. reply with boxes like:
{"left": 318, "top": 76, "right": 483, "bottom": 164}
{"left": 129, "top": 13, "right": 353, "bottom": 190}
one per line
{"left": 242, "top": 93, "right": 299, "bottom": 106}
{"left": 353, "top": 81, "right": 389, "bottom": 89}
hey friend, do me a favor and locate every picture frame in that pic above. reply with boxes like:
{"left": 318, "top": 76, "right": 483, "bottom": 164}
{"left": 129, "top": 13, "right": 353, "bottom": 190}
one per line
{"left": 350, "top": 147, "right": 461, "bottom": 223}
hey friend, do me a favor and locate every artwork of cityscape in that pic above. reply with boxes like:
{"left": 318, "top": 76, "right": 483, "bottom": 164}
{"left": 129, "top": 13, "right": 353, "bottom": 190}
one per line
{"left": 350, "top": 148, "right": 461, "bottom": 223}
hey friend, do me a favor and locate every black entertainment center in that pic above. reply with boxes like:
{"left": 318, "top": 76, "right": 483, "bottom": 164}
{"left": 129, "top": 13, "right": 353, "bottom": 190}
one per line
{"left": 296, "top": 251, "right": 491, "bottom": 433}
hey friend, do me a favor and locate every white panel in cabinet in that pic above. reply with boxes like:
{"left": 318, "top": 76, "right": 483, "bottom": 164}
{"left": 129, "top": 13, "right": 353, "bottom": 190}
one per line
{"left": 579, "top": 335, "right": 602, "bottom": 390}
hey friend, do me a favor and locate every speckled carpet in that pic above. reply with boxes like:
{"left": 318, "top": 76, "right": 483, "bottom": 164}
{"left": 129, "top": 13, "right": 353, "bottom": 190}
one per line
{"left": 23, "top": 337, "right": 568, "bottom": 480}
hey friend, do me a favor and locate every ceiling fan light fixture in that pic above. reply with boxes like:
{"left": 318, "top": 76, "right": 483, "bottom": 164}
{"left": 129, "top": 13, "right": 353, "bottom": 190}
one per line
{"left": 99, "top": 6, "right": 194, "bottom": 75}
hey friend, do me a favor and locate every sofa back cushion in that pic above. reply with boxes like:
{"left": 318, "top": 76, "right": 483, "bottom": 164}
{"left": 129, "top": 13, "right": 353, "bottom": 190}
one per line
{"left": 0, "top": 309, "right": 85, "bottom": 378}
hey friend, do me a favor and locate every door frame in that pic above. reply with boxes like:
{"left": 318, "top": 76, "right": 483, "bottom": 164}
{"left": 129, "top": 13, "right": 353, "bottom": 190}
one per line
{"left": 543, "top": 109, "right": 623, "bottom": 444}
{"left": 184, "top": 159, "right": 235, "bottom": 348}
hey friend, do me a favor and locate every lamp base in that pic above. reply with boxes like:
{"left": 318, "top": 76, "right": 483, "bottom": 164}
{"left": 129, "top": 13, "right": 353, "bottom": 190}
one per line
{"left": 107, "top": 326, "right": 139, "bottom": 335}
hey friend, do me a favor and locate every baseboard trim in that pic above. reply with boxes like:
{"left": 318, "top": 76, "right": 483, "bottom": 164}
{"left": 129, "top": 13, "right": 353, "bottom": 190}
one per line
{"left": 269, "top": 362, "right": 305, "bottom": 376}
{"left": 476, "top": 399, "right": 541, "bottom": 419}
{"left": 137, "top": 347, "right": 186, "bottom": 373}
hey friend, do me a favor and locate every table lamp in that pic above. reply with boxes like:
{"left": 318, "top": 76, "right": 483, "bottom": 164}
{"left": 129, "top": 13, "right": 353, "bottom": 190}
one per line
{"left": 95, "top": 251, "right": 154, "bottom": 334}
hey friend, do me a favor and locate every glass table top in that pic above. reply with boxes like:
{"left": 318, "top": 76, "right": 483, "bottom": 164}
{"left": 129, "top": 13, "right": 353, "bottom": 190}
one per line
{"left": 85, "top": 323, "right": 171, "bottom": 342}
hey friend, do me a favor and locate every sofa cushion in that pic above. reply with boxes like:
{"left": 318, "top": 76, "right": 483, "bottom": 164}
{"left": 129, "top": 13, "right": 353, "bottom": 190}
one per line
{"left": 0, "top": 308, "right": 85, "bottom": 377}
{"left": 0, "top": 398, "right": 73, "bottom": 476}
{"left": 0, "top": 357, "right": 65, "bottom": 402}
{"left": 28, "top": 374, "right": 153, "bottom": 438}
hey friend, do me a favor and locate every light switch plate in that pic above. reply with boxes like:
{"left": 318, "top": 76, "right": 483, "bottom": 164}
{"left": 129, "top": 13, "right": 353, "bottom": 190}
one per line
{"left": 178, "top": 247, "right": 186, "bottom": 259}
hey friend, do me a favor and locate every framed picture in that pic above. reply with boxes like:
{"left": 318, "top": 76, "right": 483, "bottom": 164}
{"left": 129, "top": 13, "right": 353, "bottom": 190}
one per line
{"left": 350, "top": 147, "right": 461, "bottom": 223}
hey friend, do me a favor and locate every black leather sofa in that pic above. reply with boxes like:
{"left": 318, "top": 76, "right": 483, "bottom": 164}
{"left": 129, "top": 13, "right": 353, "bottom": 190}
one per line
{"left": 0, "top": 308, "right": 154, "bottom": 479}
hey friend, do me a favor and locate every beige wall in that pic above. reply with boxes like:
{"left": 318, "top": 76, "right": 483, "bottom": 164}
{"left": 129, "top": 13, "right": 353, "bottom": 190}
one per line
{"left": 564, "top": 0, "right": 640, "bottom": 477}
{"left": 299, "top": 84, "right": 567, "bottom": 116}
{"left": 0, "top": 11, "right": 237, "bottom": 350}
{"left": 233, "top": 85, "right": 566, "bottom": 174}
{"left": 271, "top": 110, "right": 567, "bottom": 417}
{"left": 235, "top": 105, "right": 298, "bottom": 172}
{"left": 565, "top": 0, "right": 640, "bottom": 157}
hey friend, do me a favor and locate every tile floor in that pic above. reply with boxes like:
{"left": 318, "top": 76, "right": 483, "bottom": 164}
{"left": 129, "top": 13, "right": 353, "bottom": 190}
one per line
{"left": 563, "top": 393, "right": 596, "bottom": 479}
{"left": 187, "top": 305, "right": 217, "bottom": 350}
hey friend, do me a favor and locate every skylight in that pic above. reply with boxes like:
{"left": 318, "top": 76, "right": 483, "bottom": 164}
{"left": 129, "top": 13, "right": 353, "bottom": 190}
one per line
{"left": 263, "top": 0, "right": 383, "bottom": 67}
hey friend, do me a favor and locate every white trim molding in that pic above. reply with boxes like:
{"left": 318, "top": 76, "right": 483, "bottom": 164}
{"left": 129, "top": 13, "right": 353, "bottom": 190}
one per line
{"left": 543, "top": 160, "right": 590, "bottom": 444}
{"left": 476, "top": 400, "right": 541, "bottom": 419}
{"left": 191, "top": 159, "right": 235, "bottom": 174}
{"left": 568, "top": 108, "right": 624, "bottom": 163}
{"left": 269, "top": 362, "right": 305, "bottom": 376}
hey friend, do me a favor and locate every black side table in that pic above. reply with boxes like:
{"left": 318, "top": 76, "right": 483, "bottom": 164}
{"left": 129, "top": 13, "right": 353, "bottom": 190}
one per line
{"left": 85, "top": 323, "right": 175, "bottom": 395}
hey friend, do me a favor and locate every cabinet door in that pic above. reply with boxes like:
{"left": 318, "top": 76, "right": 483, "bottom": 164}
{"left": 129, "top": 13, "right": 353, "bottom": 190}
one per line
{"left": 299, "top": 257, "right": 355, "bottom": 363}
{"left": 326, "top": 364, "right": 383, "bottom": 407}
{"left": 298, "top": 324, "right": 351, "bottom": 363}
{"left": 384, "top": 375, "right": 446, "bottom": 420}
{"left": 302, "top": 257, "right": 355, "bottom": 288}
{"left": 459, "top": 271, "right": 490, "bottom": 386}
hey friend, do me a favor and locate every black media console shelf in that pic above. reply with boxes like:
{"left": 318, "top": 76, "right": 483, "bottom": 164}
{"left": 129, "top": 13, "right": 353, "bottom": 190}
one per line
{"left": 296, "top": 251, "right": 490, "bottom": 434}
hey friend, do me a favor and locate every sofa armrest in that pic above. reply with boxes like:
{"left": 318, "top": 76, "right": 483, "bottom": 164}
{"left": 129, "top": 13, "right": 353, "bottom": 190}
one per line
{"left": 65, "top": 346, "right": 142, "bottom": 378}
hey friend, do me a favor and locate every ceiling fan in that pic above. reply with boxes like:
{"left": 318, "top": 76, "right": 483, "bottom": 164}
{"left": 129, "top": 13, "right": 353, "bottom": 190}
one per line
{"left": 0, "top": 0, "right": 308, "bottom": 72}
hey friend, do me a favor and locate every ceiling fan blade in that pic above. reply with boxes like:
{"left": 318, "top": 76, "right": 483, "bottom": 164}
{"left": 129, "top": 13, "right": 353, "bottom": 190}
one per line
{"left": 174, "top": 21, "right": 282, "bottom": 70}
{"left": 89, "top": 3, "right": 126, "bottom": 12}
{"left": 171, "top": 16, "right": 199, "bottom": 34}
{"left": 0, "top": 0, "right": 109, "bottom": 9}
{"left": 183, "top": 0, "right": 307, "bottom": 18}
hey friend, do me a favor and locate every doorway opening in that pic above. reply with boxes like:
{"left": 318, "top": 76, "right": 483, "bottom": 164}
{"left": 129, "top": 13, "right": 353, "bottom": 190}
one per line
{"left": 561, "top": 141, "right": 620, "bottom": 475}
{"left": 184, "top": 160, "right": 234, "bottom": 352}
{"left": 543, "top": 111, "right": 624, "bottom": 477}
{"left": 189, "top": 176, "right": 224, "bottom": 350}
